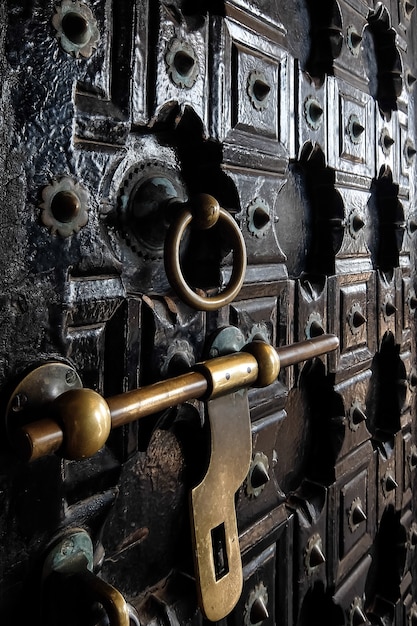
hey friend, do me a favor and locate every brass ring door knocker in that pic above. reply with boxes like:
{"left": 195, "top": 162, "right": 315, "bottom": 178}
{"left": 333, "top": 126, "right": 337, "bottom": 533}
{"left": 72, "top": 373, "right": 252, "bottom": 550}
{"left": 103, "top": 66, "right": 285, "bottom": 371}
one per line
{"left": 164, "top": 193, "right": 247, "bottom": 311}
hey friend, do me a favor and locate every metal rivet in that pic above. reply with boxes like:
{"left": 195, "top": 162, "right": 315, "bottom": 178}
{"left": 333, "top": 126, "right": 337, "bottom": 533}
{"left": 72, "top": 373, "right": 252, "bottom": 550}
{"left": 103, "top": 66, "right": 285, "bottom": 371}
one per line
{"left": 352, "top": 310, "right": 367, "bottom": 328}
{"left": 244, "top": 583, "right": 269, "bottom": 626}
{"left": 384, "top": 300, "right": 397, "bottom": 318}
{"left": 349, "top": 497, "right": 367, "bottom": 531}
{"left": 352, "top": 605, "right": 368, "bottom": 626}
{"left": 407, "top": 72, "right": 417, "bottom": 89}
{"left": 384, "top": 472, "right": 398, "bottom": 492}
{"left": 253, "top": 80, "right": 271, "bottom": 102}
{"left": 348, "top": 115, "right": 365, "bottom": 143}
{"left": 310, "top": 543, "right": 326, "bottom": 567}
{"left": 380, "top": 128, "right": 395, "bottom": 155}
{"left": 347, "top": 210, "right": 366, "bottom": 239}
{"left": 347, "top": 26, "right": 362, "bottom": 56}
{"left": 304, "top": 96, "right": 324, "bottom": 130}
{"left": 349, "top": 402, "right": 367, "bottom": 431}
{"left": 246, "top": 452, "right": 270, "bottom": 498}
{"left": 410, "top": 446, "right": 417, "bottom": 469}
{"left": 305, "top": 313, "right": 325, "bottom": 340}
{"left": 408, "top": 220, "right": 417, "bottom": 234}
{"left": 405, "top": 1, "right": 416, "bottom": 18}
{"left": 348, "top": 304, "right": 367, "bottom": 334}
{"left": 247, "top": 198, "right": 271, "bottom": 238}
{"left": 247, "top": 71, "right": 272, "bottom": 111}
{"left": 409, "top": 523, "right": 417, "bottom": 549}
{"left": 250, "top": 462, "right": 270, "bottom": 489}
{"left": 304, "top": 533, "right": 326, "bottom": 574}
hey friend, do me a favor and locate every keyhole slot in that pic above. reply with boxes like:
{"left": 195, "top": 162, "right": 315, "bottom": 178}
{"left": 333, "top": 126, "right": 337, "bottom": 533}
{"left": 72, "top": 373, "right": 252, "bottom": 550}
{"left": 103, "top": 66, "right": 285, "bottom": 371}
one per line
{"left": 61, "top": 12, "right": 90, "bottom": 45}
{"left": 211, "top": 522, "right": 229, "bottom": 581}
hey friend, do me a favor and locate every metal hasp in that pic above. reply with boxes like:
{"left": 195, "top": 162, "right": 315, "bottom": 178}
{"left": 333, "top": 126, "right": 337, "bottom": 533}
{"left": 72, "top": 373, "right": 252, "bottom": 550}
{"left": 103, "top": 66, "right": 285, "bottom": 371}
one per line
{"left": 191, "top": 390, "right": 252, "bottom": 621}
{"left": 6, "top": 333, "right": 339, "bottom": 621}
{"left": 42, "top": 529, "right": 130, "bottom": 626}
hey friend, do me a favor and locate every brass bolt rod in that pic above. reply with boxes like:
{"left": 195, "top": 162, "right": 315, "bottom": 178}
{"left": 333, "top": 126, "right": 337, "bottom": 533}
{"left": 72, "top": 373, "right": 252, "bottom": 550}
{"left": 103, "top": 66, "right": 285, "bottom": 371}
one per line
{"left": 277, "top": 334, "right": 339, "bottom": 368}
{"left": 15, "top": 335, "right": 338, "bottom": 461}
{"left": 108, "top": 371, "right": 209, "bottom": 429}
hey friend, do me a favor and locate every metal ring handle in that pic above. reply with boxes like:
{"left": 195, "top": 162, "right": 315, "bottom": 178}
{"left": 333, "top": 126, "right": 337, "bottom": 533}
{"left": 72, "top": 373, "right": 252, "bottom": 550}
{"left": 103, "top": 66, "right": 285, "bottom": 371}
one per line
{"left": 164, "top": 195, "right": 246, "bottom": 311}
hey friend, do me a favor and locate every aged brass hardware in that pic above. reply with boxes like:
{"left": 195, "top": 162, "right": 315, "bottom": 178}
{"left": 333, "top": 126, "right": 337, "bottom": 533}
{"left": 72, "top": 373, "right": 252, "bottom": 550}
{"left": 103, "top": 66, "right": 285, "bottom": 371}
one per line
{"left": 164, "top": 193, "right": 246, "bottom": 310}
{"left": 8, "top": 335, "right": 338, "bottom": 620}
{"left": 191, "top": 390, "right": 252, "bottom": 621}
{"left": 8, "top": 334, "right": 338, "bottom": 462}
{"left": 42, "top": 529, "right": 129, "bottom": 626}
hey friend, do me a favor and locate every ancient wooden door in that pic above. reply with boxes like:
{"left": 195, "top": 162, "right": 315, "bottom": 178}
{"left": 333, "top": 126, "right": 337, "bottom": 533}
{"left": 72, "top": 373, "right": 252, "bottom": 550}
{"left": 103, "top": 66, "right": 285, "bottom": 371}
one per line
{"left": 1, "top": 1, "right": 417, "bottom": 624}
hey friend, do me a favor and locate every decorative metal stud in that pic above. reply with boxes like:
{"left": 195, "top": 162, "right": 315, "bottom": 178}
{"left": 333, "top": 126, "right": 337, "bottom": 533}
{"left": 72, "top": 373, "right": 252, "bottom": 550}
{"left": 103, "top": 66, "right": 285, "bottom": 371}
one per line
{"left": 383, "top": 471, "right": 398, "bottom": 496}
{"left": 244, "top": 583, "right": 269, "bottom": 626}
{"left": 348, "top": 400, "right": 367, "bottom": 431}
{"left": 403, "top": 0, "right": 416, "bottom": 19}
{"left": 304, "top": 96, "right": 324, "bottom": 130}
{"left": 348, "top": 304, "right": 367, "bottom": 334}
{"left": 247, "top": 198, "right": 271, "bottom": 238}
{"left": 404, "top": 139, "right": 417, "bottom": 166}
{"left": 165, "top": 38, "right": 199, "bottom": 89}
{"left": 347, "top": 210, "right": 366, "bottom": 239}
{"left": 247, "top": 71, "right": 272, "bottom": 111}
{"left": 383, "top": 296, "right": 397, "bottom": 322}
{"left": 347, "top": 114, "right": 365, "bottom": 144}
{"left": 407, "top": 218, "right": 417, "bottom": 235}
{"left": 305, "top": 312, "right": 325, "bottom": 340}
{"left": 409, "top": 445, "right": 417, "bottom": 470}
{"left": 346, "top": 25, "right": 362, "bottom": 57}
{"left": 408, "top": 523, "right": 417, "bottom": 550}
{"left": 160, "top": 339, "right": 195, "bottom": 377}
{"left": 40, "top": 176, "right": 89, "bottom": 237}
{"left": 409, "top": 603, "right": 417, "bottom": 626}
{"left": 304, "top": 533, "right": 326, "bottom": 575}
{"left": 380, "top": 128, "right": 395, "bottom": 156}
{"left": 52, "top": 0, "right": 99, "bottom": 58}
{"left": 349, "top": 597, "right": 369, "bottom": 626}
{"left": 246, "top": 452, "right": 270, "bottom": 498}
{"left": 349, "top": 497, "right": 367, "bottom": 531}
{"left": 406, "top": 71, "right": 417, "bottom": 90}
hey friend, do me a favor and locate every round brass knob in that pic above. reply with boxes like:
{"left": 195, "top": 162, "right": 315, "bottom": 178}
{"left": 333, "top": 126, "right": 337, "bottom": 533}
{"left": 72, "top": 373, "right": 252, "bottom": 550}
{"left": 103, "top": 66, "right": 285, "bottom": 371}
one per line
{"left": 52, "top": 389, "right": 111, "bottom": 460}
{"left": 242, "top": 341, "right": 280, "bottom": 387}
{"left": 164, "top": 194, "right": 246, "bottom": 311}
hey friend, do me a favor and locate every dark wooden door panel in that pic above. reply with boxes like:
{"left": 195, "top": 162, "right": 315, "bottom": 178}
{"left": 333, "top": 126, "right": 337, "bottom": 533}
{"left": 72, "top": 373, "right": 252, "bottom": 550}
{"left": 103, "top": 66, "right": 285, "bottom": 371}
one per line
{"left": 0, "top": 1, "right": 416, "bottom": 624}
